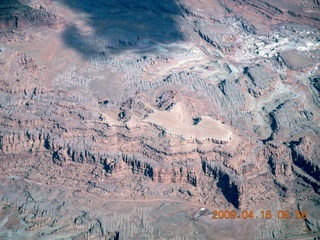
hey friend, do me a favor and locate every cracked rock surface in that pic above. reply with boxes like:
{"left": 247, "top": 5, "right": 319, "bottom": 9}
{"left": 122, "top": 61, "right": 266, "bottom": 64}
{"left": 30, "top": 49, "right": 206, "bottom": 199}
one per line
{"left": 0, "top": 0, "right": 319, "bottom": 239}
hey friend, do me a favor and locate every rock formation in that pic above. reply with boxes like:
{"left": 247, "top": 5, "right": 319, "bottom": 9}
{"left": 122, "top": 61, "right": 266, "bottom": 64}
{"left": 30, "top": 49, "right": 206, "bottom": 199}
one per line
{"left": 0, "top": 0, "right": 319, "bottom": 239}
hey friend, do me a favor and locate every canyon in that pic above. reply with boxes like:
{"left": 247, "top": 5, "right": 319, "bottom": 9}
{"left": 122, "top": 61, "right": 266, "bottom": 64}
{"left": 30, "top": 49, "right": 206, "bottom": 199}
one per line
{"left": 0, "top": 0, "right": 320, "bottom": 239}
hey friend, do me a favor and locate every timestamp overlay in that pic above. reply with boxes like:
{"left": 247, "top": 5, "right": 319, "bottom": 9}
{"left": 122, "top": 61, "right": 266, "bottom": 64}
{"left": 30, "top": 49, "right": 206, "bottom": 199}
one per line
{"left": 206, "top": 207, "right": 320, "bottom": 240}
{"left": 211, "top": 210, "right": 308, "bottom": 220}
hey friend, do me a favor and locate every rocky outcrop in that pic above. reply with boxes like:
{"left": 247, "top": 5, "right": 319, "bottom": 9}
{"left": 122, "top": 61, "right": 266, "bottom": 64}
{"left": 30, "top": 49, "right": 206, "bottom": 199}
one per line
{"left": 74, "top": 151, "right": 203, "bottom": 187}
{"left": 244, "top": 65, "right": 273, "bottom": 89}
{"left": 0, "top": 0, "right": 320, "bottom": 238}
{"left": 310, "top": 75, "right": 320, "bottom": 106}
{"left": 290, "top": 136, "right": 320, "bottom": 192}
{"left": 155, "top": 90, "right": 177, "bottom": 110}
{"left": 202, "top": 160, "right": 244, "bottom": 208}
{"left": 197, "top": 27, "right": 239, "bottom": 53}
{"left": 0, "top": 3, "right": 64, "bottom": 40}
{"left": 267, "top": 99, "right": 318, "bottom": 139}
{"left": 267, "top": 142, "right": 293, "bottom": 177}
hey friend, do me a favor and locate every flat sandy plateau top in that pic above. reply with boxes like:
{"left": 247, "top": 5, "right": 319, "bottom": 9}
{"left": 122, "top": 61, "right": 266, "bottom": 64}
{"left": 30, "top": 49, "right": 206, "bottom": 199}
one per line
{"left": 280, "top": 50, "right": 314, "bottom": 70}
{"left": 1, "top": 0, "right": 320, "bottom": 239}
{"left": 145, "top": 102, "right": 232, "bottom": 142}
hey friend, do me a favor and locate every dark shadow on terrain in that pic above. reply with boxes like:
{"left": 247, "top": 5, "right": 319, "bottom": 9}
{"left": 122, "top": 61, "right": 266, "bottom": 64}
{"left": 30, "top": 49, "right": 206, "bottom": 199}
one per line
{"left": 0, "top": 0, "right": 35, "bottom": 40}
{"left": 59, "top": 0, "right": 184, "bottom": 57}
{"left": 0, "top": 0, "right": 30, "bottom": 30}
{"left": 0, "top": 0, "right": 29, "bottom": 17}
{"left": 0, "top": 0, "right": 60, "bottom": 38}
{"left": 217, "top": 173, "right": 240, "bottom": 209}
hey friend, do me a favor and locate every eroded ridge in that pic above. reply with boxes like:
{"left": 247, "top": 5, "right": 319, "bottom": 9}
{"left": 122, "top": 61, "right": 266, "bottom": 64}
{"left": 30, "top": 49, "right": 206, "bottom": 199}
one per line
{"left": 0, "top": 0, "right": 319, "bottom": 239}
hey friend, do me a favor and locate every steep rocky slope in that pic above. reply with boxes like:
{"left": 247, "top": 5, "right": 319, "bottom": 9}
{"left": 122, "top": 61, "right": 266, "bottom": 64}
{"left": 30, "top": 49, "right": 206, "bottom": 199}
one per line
{"left": 0, "top": 0, "right": 319, "bottom": 239}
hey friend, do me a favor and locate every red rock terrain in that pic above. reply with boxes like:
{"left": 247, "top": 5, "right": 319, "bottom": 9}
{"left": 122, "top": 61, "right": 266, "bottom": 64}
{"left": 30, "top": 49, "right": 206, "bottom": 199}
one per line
{"left": 0, "top": 0, "right": 319, "bottom": 239}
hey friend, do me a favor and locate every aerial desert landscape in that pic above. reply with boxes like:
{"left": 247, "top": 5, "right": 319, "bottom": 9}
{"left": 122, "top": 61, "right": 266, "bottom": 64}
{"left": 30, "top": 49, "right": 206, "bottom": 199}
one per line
{"left": 0, "top": 0, "right": 320, "bottom": 239}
